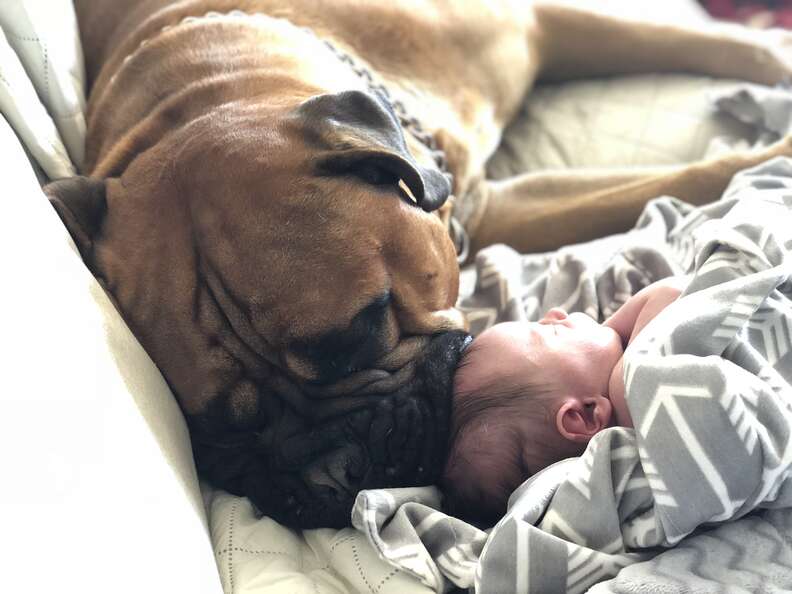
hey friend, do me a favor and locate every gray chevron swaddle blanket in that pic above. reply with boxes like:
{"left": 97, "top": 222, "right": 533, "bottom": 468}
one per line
{"left": 352, "top": 156, "right": 792, "bottom": 594}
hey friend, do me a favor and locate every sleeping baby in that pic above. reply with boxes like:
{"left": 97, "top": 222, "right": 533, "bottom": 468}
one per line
{"left": 442, "top": 275, "right": 689, "bottom": 523}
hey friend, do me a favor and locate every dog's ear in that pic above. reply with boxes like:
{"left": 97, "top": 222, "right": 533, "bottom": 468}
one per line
{"left": 44, "top": 176, "right": 108, "bottom": 261}
{"left": 295, "top": 90, "right": 451, "bottom": 212}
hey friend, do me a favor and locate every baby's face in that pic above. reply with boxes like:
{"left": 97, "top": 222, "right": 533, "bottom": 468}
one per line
{"left": 443, "top": 309, "right": 624, "bottom": 520}
{"left": 444, "top": 309, "right": 622, "bottom": 519}
{"left": 462, "top": 308, "right": 623, "bottom": 402}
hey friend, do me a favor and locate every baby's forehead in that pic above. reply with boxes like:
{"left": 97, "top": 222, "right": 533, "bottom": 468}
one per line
{"left": 454, "top": 344, "right": 526, "bottom": 406}
{"left": 454, "top": 337, "right": 495, "bottom": 393}
{"left": 457, "top": 322, "right": 532, "bottom": 370}
{"left": 472, "top": 321, "right": 544, "bottom": 354}
{"left": 463, "top": 324, "right": 522, "bottom": 360}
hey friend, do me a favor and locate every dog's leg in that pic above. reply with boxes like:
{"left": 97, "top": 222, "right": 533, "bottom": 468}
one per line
{"left": 468, "top": 138, "right": 792, "bottom": 254}
{"left": 532, "top": 3, "right": 791, "bottom": 86}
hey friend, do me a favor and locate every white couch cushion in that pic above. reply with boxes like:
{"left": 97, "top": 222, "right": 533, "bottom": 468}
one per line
{"left": 0, "top": 117, "right": 223, "bottom": 594}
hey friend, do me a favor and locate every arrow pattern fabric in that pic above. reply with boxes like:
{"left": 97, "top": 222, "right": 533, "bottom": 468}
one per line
{"left": 353, "top": 157, "right": 792, "bottom": 593}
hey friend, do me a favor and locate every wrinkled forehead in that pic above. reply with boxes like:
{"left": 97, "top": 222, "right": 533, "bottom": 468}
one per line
{"left": 174, "top": 113, "right": 298, "bottom": 181}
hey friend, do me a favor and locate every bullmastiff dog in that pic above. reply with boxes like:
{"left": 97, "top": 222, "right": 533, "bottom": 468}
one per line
{"left": 47, "top": 0, "right": 792, "bottom": 528}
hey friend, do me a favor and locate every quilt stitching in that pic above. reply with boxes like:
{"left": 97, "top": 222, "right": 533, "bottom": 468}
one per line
{"left": 329, "top": 535, "right": 357, "bottom": 553}
{"left": 229, "top": 500, "right": 236, "bottom": 593}
{"left": 3, "top": 30, "right": 49, "bottom": 104}
{"left": 373, "top": 568, "right": 400, "bottom": 592}
{"left": 351, "top": 541, "right": 376, "bottom": 594}
{"left": 214, "top": 546, "right": 290, "bottom": 557}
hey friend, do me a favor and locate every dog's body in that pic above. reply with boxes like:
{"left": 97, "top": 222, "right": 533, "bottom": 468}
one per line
{"left": 51, "top": 0, "right": 792, "bottom": 527}
{"left": 77, "top": 0, "right": 530, "bottom": 198}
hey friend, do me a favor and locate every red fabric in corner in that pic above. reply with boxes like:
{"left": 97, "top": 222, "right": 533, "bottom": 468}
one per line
{"left": 700, "top": 0, "right": 792, "bottom": 28}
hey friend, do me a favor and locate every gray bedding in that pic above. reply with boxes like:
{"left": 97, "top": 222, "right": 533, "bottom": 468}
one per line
{"left": 351, "top": 87, "right": 792, "bottom": 593}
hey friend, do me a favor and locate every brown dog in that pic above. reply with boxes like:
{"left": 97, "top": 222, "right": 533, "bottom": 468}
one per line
{"left": 47, "top": 0, "right": 792, "bottom": 527}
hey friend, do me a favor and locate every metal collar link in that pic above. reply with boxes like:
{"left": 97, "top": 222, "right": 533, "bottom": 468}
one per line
{"left": 314, "top": 32, "right": 469, "bottom": 262}
{"left": 314, "top": 33, "right": 451, "bottom": 180}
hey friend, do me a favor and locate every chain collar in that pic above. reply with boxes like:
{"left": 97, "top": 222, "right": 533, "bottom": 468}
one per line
{"left": 312, "top": 34, "right": 451, "bottom": 178}
{"left": 311, "top": 32, "right": 469, "bottom": 263}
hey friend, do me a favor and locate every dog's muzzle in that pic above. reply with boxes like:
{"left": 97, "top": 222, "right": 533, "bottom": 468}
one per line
{"left": 190, "top": 329, "right": 470, "bottom": 528}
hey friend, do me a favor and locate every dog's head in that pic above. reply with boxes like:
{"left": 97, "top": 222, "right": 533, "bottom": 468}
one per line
{"left": 46, "top": 90, "right": 469, "bottom": 527}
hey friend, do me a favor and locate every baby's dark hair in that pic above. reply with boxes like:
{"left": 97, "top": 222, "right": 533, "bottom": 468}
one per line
{"left": 441, "top": 337, "right": 557, "bottom": 524}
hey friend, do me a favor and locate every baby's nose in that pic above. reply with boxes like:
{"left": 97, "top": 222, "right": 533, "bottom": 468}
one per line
{"left": 541, "top": 307, "right": 568, "bottom": 323}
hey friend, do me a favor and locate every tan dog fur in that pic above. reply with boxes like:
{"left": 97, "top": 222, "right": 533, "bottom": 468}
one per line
{"left": 59, "top": 0, "right": 792, "bottom": 526}
{"left": 77, "top": 1, "right": 792, "bottom": 251}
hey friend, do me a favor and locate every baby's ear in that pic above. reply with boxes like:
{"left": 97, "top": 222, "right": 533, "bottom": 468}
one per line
{"left": 555, "top": 395, "right": 612, "bottom": 442}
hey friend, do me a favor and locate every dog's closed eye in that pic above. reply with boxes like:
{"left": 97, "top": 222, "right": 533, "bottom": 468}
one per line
{"left": 319, "top": 153, "right": 420, "bottom": 205}
{"left": 353, "top": 164, "right": 418, "bottom": 204}
{"left": 354, "top": 162, "right": 400, "bottom": 187}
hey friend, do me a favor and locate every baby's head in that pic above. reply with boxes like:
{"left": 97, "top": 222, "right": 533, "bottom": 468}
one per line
{"left": 442, "top": 308, "right": 623, "bottom": 523}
